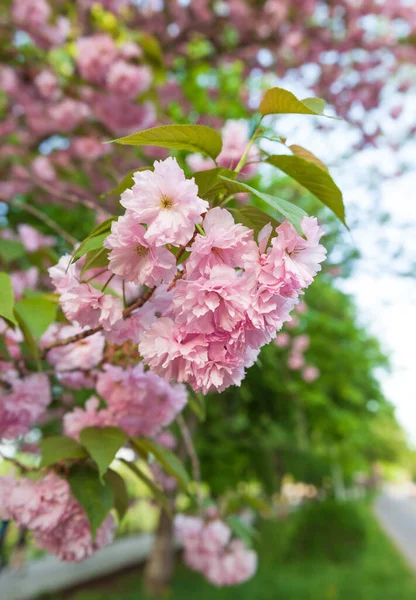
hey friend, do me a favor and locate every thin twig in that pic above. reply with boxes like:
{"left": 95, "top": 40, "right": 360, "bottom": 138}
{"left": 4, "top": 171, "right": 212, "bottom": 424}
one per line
{"left": 0, "top": 452, "right": 37, "bottom": 473}
{"left": 177, "top": 414, "right": 201, "bottom": 493}
{"left": 10, "top": 199, "right": 77, "bottom": 246}
{"left": 42, "top": 286, "right": 156, "bottom": 354}
{"left": 34, "top": 178, "right": 111, "bottom": 217}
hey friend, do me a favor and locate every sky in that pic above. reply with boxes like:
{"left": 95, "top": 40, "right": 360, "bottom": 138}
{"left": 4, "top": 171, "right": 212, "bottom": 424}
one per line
{"left": 261, "top": 80, "right": 416, "bottom": 443}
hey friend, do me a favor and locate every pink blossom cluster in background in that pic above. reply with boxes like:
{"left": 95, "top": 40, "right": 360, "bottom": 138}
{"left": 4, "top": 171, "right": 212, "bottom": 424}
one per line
{"left": 0, "top": 472, "right": 114, "bottom": 561}
{"left": 63, "top": 364, "right": 187, "bottom": 440}
{"left": 274, "top": 303, "right": 320, "bottom": 382}
{"left": 175, "top": 513, "right": 257, "bottom": 586}
{"left": 0, "top": 373, "right": 51, "bottom": 439}
{"left": 187, "top": 120, "right": 259, "bottom": 178}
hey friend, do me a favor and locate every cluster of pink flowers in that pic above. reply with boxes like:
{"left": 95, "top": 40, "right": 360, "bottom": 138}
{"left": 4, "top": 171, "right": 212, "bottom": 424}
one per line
{"left": 64, "top": 363, "right": 187, "bottom": 440}
{"left": 175, "top": 513, "right": 257, "bottom": 586}
{"left": 0, "top": 472, "right": 114, "bottom": 561}
{"left": 0, "top": 373, "right": 51, "bottom": 439}
{"left": 138, "top": 205, "right": 326, "bottom": 393}
{"left": 274, "top": 304, "right": 320, "bottom": 382}
{"left": 187, "top": 120, "right": 259, "bottom": 178}
{"left": 48, "top": 254, "right": 123, "bottom": 333}
{"left": 76, "top": 33, "right": 152, "bottom": 102}
{"left": 49, "top": 156, "right": 326, "bottom": 395}
{"left": 12, "top": 0, "right": 70, "bottom": 48}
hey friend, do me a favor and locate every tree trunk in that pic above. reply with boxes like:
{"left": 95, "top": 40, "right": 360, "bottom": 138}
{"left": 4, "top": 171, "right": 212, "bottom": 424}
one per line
{"left": 143, "top": 509, "right": 175, "bottom": 597}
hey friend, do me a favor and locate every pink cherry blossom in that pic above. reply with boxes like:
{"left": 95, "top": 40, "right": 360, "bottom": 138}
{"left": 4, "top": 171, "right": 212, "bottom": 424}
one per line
{"left": 95, "top": 363, "right": 187, "bottom": 437}
{"left": 274, "top": 332, "right": 290, "bottom": 348}
{"left": 35, "top": 504, "right": 115, "bottom": 562}
{"left": 10, "top": 266, "right": 39, "bottom": 299}
{"left": 272, "top": 217, "right": 326, "bottom": 289}
{"left": 0, "top": 373, "right": 51, "bottom": 439}
{"left": 186, "top": 153, "right": 215, "bottom": 172}
{"left": 121, "top": 157, "right": 209, "bottom": 247}
{"left": 34, "top": 70, "right": 61, "bottom": 100}
{"left": 60, "top": 283, "right": 123, "bottom": 331}
{"left": 48, "top": 99, "right": 90, "bottom": 133}
{"left": 76, "top": 35, "right": 117, "bottom": 84}
{"left": 302, "top": 365, "right": 320, "bottom": 382}
{"left": 175, "top": 514, "right": 257, "bottom": 587}
{"left": 288, "top": 352, "right": 305, "bottom": 370}
{"left": 173, "top": 265, "right": 251, "bottom": 334}
{"left": 0, "top": 319, "right": 23, "bottom": 359}
{"left": 31, "top": 155, "right": 56, "bottom": 182}
{"left": 0, "top": 473, "right": 115, "bottom": 562}
{"left": 106, "top": 61, "right": 152, "bottom": 97}
{"left": 93, "top": 93, "right": 156, "bottom": 136}
{"left": 105, "top": 212, "right": 176, "bottom": 286}
{"left": 139, "top": 317, "right": 209, "bottom": 384}
{"left": 12, "top": 0, "right": 51, "bottom": 28}
{"left": 63, "top": 396, "right": 111, "bottom": 440}
{"left": 6, "top": 473, "right": 70, "bottom": 532}
{"left": 187, "top": 120, "right": 259, "bottom": 178}
{"left": 43, "top": 324, "right": 105, "bottom": 371}
{"left": 71, "top": 137, "right": 109, "bottom": 161}
{"left": 120, "top": 41, "right": 142, "bottom": 59}
{"left": 292, "top": 334, "right": 310, "bottom": 352}
{"left": 18, "top": 223, "right": 55, "bottom": 252}
{"left": 48, "top": 253, "right": 79, "bottom": 295}
{"left": 186, "top": 207, "right": 258, "bottom": 279}
{"left": 217, "top": 120, "right": 259, "bottom": 177}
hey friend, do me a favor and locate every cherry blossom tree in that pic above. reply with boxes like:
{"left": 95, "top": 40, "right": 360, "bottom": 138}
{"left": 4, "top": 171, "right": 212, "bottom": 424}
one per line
{"left": 0, "top": 0, "right": 413, "bottom": 595}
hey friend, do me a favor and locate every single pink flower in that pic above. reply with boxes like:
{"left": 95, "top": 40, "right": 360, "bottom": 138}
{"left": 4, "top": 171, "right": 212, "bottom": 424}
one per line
{"left": 186, "top": 207, "right": 258, "bottom": 279}
{"left": 302, "top": 365, "right": 320, "bottom": 382}
{"left": 121, "top": 157, "right": 209, "bottom": 247}
{"left": 60, "top": 283, "right": 123, "bottom": 331}
{"left": 105, "top": 212, "right": 176, "bottom": 286}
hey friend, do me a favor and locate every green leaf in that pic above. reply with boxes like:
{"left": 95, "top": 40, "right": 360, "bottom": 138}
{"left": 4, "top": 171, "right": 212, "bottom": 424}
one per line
{"left": 241, "top": 494, "right": 273, "bottom": 516}
{"left": 259, "top": 88, "right": 338, "bottom": 119}
{"left": 226, "top": 515, "right": 257, "bottom": 548}
{"left": 104, "top": 469, "right": 129, "bottom": 521}
{"left": 119, "top": 458, "right": 171, "bottom": 516}
{"left": 13, "top": 307, "right": 39, "bottom": 362}
{"left": 220, "top": 176, "right": 307, "bottom": 233}
{"left": 14, "top": 296, "right": 57, "bottom": 340}
{"left": 135, "top": 439, "right": 190, "bottom": 490}
{"left": 80, "top": 427, "right": 127, "bottom": 481}
{"left": 110, "top": 125, "right": 223, "bottom": 160}
{"left": 71, "top": 217, "right": 117, "bottom": 263}
{"left": 230, "top": 206, "right": 280, "bottom": 237}
{"left": 137, "top": 33, "right": 164, "bottom": 68}
{"left": 266, "top": 155, "right": 346, "bottom": 225}
{"left": 193, "top": 168, "right": 235, "bottom": 201}
{"left": 301, "top": 97, "right": 326, "bottom": 114}
{"left": 0, "top": 273, "right": 17, "bottom": 327}
{"left": 72, "top": 232, "right": 109, "bottom": 262}
{"left": 80, "top": 248, "right": 109, "bottom": 278}
{"left": 0, "top": 239, "right": 26, "bottom": 262}
{"left": 67, "top": 465, "right": 114, "bottom": 536}
{"left": 39, "top": 435, "right": 88, "bottom": 468}
{"left": 289, "top": 145, "right": 328, "bottom": 172}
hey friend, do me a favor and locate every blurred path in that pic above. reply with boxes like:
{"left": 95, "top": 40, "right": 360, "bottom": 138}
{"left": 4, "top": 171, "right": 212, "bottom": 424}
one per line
{"left": 375, "top": 484, "right": 416, "bottom": 571}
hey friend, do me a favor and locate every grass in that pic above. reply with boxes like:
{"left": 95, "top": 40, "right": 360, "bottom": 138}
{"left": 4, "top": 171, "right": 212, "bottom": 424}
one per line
{"left": 48, "top": 502, "right": 416, "bottom": 600}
